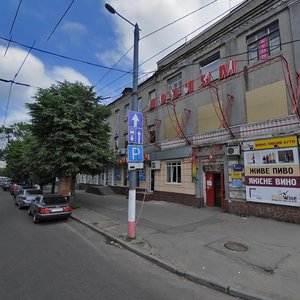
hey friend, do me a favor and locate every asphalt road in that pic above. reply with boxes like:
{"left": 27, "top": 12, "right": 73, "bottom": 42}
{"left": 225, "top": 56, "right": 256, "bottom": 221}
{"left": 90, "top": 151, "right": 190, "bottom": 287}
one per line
{"left": 0, "top": 189, "right": 235, "bottom": 300}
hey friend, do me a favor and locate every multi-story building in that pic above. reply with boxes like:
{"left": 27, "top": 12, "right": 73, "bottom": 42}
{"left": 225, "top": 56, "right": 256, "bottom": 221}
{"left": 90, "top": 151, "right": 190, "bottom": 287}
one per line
{"left": 80, "top": 0, "right": 300, "bottom": 223}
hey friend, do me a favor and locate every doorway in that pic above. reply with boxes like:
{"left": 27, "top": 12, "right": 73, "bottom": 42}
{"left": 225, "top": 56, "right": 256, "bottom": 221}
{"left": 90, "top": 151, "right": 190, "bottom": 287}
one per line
{"left": 205, "top": 171, "right": 224, "bottom": 207}
{"left": 149, "top": 169, "right": 155, "bottom": 192}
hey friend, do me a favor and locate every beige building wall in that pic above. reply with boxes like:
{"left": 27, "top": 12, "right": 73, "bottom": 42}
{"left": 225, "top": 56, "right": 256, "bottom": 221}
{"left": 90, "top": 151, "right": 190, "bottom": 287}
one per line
{"left": 246, "top": 80, "right": 288, "bottom": 123}
{"left": 155, "top": 160, "right": 195, "bottom": 195}
{"left": 198, "top": 103, "right": 219, "bottom": 133}
{"left": 164, "top": 113, "right": 182, "bottom": 140}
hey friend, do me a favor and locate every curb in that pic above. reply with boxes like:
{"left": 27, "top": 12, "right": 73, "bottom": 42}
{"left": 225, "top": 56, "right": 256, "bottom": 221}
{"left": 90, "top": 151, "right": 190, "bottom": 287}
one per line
{"left": 71, "top": 215, "right": 270, "bottom": 300}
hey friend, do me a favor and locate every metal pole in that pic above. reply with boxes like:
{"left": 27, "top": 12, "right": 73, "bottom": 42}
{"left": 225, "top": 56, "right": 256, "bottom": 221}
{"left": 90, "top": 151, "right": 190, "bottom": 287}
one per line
{"left": 128, "top": 23, "right": 139, "bottom": 238}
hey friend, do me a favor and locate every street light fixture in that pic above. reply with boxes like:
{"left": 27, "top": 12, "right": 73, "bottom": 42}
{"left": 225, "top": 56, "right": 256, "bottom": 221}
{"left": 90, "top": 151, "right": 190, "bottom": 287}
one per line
{"left": 105, "top": 3, "right": 140, "bottom": 239}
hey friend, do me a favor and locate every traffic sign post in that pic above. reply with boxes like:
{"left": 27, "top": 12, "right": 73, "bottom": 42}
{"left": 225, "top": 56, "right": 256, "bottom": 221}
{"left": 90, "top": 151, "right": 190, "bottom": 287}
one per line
{"left": 127, "top": 110, "right": 143, "bottom": 238}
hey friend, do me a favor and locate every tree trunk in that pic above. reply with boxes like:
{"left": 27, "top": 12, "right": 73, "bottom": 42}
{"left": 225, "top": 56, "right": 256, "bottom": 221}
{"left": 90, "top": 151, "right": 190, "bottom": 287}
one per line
{"left": 51, "top": 177, "right": 56, "bottom": 194}
{"left": 71, "top": 173, "right": 76, "bottom": 202}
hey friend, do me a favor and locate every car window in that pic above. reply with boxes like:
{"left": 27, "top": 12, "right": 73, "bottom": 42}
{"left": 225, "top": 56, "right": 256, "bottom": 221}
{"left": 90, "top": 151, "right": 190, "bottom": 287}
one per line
{"left": 43, "top": 197, "right": 69, "bottom": 205}
{"left": 27, "top": 189, "right": 43, "bottom": 195}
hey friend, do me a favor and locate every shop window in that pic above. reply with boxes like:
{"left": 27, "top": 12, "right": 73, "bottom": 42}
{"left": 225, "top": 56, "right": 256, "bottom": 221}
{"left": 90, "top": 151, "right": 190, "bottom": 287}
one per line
{"left": 166, "top": 161, "right": 181, "bottom": 183}
{"left": 247, "top": 21, "right": 281, "bottom": 62}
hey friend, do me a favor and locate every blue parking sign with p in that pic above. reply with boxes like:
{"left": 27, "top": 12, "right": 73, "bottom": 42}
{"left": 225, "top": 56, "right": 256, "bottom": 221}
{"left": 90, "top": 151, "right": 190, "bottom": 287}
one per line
{"left": 127, "top": 145, "right": 143, "bottom": 162}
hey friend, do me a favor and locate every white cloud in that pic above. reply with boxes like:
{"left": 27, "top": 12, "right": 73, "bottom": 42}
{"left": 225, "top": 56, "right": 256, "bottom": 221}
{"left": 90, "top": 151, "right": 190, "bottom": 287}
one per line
{"left": 0, "top": 45, "right": 91, "bottom": 126}
{"left": 102, "top": 0, "right": 245, "bottom": 74}
{"left": 62, "top": 21, "right": 87, "bottom": 34}
{"left": 61, "top": 21, "right": 87, "bottom": 46}
{"left": 50, "top": 66, "right": 91, "bottom": 86}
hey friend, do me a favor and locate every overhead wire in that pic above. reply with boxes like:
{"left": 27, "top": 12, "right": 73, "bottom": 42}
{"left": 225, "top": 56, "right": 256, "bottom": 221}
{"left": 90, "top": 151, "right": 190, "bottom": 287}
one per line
{"left": 0, "top": 35, "right": 132, "bottom": 74}
{"left": 140, "top": 0, "right": 217, "bottom": 41}
{"left": 9, "top": 0, "right": 23, "bottom": 36}
{"left": 102, "top": 38, "right": 300, "bottom": 101}
{"left": 93, "top": 45, "right": 133, "bottom": 89}
{"left": 3, "top": 41, "right": 36, "bottom": 126}
{"left": 47, "top": 0, "right": 75, "bottom": 41}
{"left": 100, "top": 2, "right": 241, "bottom": 98}
{"left": 96, "top": 0, "right": 218, "bottom": 94}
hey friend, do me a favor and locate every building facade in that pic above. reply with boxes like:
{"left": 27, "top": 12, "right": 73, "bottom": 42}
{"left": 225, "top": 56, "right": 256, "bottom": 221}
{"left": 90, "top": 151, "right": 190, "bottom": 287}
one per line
{"left": 80, "top": 0, "right": 300, "bottom": 223}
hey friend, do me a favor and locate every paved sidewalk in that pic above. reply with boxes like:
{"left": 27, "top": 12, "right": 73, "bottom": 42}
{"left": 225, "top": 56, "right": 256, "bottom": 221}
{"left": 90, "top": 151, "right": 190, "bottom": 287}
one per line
{"left": 71, "top": 190, "right": 300, "bottom": 300}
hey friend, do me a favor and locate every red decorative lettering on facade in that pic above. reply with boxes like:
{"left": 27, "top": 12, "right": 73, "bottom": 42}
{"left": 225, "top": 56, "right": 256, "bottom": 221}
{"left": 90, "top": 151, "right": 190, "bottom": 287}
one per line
{"left": 160, "top": 93, "right": 167, "bottom": 105}
{"left": 219, "top": 60, "right": 237, "bottom": 80}
{"left": 171, "top": 87, "right": 180, "bottom": 100}
{"left": 149, "top": 98, "right": 156, "bottom": 110}
{"left": 200, "top": 72, "right": 212, "bottom": 87}
{"left": 184, "top": 80, "right": 194, "bottom": 94}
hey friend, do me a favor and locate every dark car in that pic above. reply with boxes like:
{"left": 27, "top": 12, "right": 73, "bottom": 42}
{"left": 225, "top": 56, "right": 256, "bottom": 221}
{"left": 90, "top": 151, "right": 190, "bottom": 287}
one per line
{"left": 28, "top": 194, "right": 72, "bottom": 223}
{"left": 15, "top": 188, "right": 43, "bottom": 209}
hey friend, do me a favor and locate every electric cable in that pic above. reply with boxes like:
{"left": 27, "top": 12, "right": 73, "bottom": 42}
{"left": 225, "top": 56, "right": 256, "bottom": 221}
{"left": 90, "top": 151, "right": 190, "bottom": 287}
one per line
{"left": 98, "top": 2, "right": 242, "bottom": 96}
{"left": 93, "top": 45, "right": 133, "bottom": 89}
{"left": 47, "top": 0, "right": 75, "bottom": 41}
{"left": 0, "top": 35, "right": 131, "bottom": 74}
{"left": 9, "top": 0, "right": 23, "bottom": 36}
{"left": 140, "top": 0, "right": 217, "bottom": 41}
{"left": 96, "top": 1, "right": 218, "bottom": 91}
{"left": 12, "top": 41, "right": 35, "bottom": 81}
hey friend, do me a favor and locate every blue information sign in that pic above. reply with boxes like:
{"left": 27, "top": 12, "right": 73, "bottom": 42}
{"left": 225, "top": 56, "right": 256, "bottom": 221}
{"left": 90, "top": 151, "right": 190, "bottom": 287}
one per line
{"left": 128, "top": 127, "right": 143, "bottom": 144}
{"left": 128, "top": 111, "right": 143, "bottom": 128}
{"left": 127, "top": 145, "right": 144, "bottom": 162}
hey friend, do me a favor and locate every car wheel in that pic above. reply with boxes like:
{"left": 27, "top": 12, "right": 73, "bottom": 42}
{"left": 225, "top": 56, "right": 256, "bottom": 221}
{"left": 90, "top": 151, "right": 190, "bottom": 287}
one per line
{"left": 27, "top": 208, "right": 32, "bottom": 216}
{"left": 18, "top": 203, "right": 22, "bottom": 209}
{"left": 33, "top": 213, "right": 39, "bottom": 224}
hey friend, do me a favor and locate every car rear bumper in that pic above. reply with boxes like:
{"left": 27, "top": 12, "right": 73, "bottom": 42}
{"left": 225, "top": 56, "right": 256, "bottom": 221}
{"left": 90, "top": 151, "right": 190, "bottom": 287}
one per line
{"left": 36, "top": 212, "right": 72, "bottom": 221}
{"left": 19, "top": 200, "right": 33, "bottom": 207}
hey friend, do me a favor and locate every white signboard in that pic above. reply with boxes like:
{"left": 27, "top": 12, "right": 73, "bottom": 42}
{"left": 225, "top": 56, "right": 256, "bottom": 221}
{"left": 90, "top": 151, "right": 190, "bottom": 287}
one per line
{"left": 244, "top": 144, "right": 300, "bottom": 207}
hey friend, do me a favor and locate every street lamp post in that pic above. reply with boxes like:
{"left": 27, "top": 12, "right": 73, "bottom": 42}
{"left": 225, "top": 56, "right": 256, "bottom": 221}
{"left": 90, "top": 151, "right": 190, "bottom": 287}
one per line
{"left": 105, "top": 3, "right": 140, "bottom": 238}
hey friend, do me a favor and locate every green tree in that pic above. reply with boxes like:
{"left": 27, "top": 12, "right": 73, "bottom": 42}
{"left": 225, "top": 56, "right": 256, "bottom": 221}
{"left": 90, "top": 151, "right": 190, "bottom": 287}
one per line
{"left": 1, "top": 123, "right": 32, "bottom": 182}
{"left": 26, "top": 81, "right": 115, "bottom": 196}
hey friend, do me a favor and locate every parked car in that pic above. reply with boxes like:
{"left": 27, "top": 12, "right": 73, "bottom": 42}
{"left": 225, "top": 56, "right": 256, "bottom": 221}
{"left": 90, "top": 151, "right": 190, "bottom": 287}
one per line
{"left": 10, "top": 183, "right": 21, "bottom": 196}
{"left": 28, "top": 194, "right": 72, "bottom": 223}
{"left": 13, "top": 185, "right": 36, "bottom": 198}
{"left": 15, "top": 188, "right": 43, "bottom": 209}
{"left": 2, "top": 181, "right": 12, "bottom": 191}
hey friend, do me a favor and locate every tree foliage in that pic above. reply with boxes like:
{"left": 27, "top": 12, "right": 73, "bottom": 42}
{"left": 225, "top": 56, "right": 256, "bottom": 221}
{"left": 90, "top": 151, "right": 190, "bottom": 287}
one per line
{"left": 26, "top": 81, "right": 115, "bottom": 178}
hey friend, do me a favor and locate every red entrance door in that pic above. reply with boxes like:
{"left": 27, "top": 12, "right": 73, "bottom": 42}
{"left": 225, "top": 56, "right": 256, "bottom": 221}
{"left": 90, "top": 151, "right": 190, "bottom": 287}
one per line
{"left": 205, "top": 172, "right": 215, "bottom": 206}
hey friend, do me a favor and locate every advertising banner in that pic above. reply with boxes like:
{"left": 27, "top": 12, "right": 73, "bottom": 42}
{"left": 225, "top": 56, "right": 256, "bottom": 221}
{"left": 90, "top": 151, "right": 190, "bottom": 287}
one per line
{"left": 244, "top": 137, "right": 300, "bottom": 207}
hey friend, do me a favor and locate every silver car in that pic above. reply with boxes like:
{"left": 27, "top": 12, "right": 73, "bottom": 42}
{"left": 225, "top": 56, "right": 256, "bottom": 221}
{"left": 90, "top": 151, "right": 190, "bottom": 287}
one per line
{"left": 28, "top": 194, "right": 72, "bottom": 223}
{"left": 15, "top": 188, "right": 43, "bottom": 209}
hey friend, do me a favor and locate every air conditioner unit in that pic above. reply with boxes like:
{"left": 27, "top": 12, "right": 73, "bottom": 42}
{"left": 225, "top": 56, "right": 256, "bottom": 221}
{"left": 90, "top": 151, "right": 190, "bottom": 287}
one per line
{"left": 151, "top": 161, "right": 160, "bottom": 170}
{"left": 226, "top": 145, "right": 241, "bottom": 156}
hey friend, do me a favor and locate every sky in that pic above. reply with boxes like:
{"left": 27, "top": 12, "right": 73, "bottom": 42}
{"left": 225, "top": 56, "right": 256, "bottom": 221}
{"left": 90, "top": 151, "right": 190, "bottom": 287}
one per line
{"left": 0, "top": 0, "right": 245, "bottom": 128}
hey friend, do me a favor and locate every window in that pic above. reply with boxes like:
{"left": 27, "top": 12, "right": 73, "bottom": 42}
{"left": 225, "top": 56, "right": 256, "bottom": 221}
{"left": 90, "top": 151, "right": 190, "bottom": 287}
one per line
{"left": 200, "top": 53, "right": 220, "bottom": 81}
{"left": 137, "top": 97, "right": 142, "bottom": 112}
{"left": 148, "top": 125, "right": 156, "bottom": 144}
{"left": 114, "top": 136, "right": 119, "bottom": 150}
{"left": 115, "top": 109, "right": 119, "bottom": 127}
{"left": 166, "top": 161, "right": 181, "bottom": 183}
{"left": 167, "top": 73, "right": 182, "bottom": 98}
{"left": 149, "top": 90, "right": 156, "bottom": 102}
{"left": 247, "top": 21, "right": 280, "bottom": 62}
{"left": 124, "top": 104, "right": 129, "bottom": 121}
